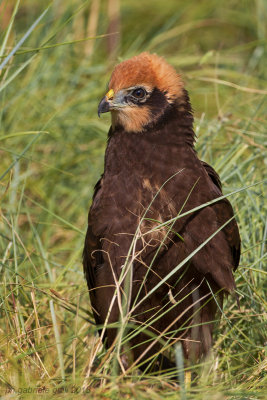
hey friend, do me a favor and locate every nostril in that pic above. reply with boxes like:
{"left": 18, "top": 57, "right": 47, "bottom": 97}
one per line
{"left": 106, "top": 89, "right": 114, "bottom": 101}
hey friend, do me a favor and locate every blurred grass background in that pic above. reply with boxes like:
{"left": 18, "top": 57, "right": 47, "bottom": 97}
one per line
{"left": 0, "top": 0, "right": 266, "bottom": 398}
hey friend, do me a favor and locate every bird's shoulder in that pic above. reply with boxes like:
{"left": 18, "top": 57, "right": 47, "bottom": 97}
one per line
{"left": 201, "top": 160, "right": 222, "bottom": 191}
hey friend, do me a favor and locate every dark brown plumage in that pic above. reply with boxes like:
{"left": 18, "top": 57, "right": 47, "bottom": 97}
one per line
{"left": 83, "top": 53, "right": 240, "bottom": 372}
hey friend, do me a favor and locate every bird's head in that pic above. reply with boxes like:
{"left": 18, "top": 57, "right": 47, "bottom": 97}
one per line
{"left": 98, "top": 52, "right": 187, "bottom": 133}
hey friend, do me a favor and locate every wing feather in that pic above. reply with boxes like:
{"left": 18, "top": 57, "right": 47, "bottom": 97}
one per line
{"left": 83, "top": 176, "right": 104, "bottom": 327}
{"left": 201, "top": 160, "right": 241, "bottom": 271}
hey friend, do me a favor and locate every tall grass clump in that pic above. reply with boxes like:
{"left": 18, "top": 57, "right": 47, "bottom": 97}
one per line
{"left": 0, "top": 0, "right": 266, "bottom": 399}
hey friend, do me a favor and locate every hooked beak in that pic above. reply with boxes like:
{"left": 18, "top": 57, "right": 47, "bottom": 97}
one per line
{"left": 98, "top": 89, "right": 114, "bottom": 117}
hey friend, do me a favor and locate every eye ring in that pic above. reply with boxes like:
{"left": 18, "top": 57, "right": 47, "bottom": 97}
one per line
{"left": 132, "top": 88, "right": 146, "bottom": 99}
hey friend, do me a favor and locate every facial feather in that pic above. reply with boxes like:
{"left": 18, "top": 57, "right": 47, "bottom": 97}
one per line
{"left": 105, "top": 52, "right": 185, "bottom": 132}
{"left": 109, "top": 52, "right": 183, "bottom": 99}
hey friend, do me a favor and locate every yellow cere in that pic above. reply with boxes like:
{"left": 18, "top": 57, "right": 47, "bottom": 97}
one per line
{"left": 106, "top": 89, "right": 114, "bottom": 100}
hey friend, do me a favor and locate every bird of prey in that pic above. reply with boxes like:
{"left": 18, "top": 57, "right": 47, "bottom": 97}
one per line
{"left": 83, "top": 52, "right": 240, "bottom": 373}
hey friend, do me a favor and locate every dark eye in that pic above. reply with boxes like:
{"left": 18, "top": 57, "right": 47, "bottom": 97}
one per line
{"left": 132, "top": 88, "right": 146, "bottom": 99}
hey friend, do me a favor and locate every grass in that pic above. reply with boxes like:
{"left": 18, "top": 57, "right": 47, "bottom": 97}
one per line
{"left": 0, "top": 0, "right": 266, "bottom": 398}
